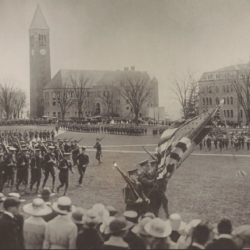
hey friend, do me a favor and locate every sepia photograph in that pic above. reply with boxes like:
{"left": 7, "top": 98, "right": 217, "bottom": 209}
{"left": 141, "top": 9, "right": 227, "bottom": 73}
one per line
{"left": 0, "top": 0, "right": 249, "bottom": 249}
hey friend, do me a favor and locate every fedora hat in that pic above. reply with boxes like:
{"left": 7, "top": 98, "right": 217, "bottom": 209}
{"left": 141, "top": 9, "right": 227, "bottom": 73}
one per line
{"left": 166, "top": 213, "right": 186, "bottom": 232}
{"left": 23, "top": 198, "right": 52, "bottom": 217}
{"left": 132, "top": 217, "right": 152, "bottom": 236}
{"left": 100, "top": 216, "right": 116, "bottom": 234}
{"left": 38, "top": 187, "right": 55, "bottom": 198}
{"left": 52, "top": 196, "right": 75, "bottom": 215}
{"left": 7, "top": 193, "right": 25, "bottom": 203}
{"left": 144, "top": 218, "right": 172, "bottom": 238}
{"left": 71, "top": 207, "right": 86, "bottom": 225}
{"left": 109, "top": 217, "right": 134, "bottom": 234}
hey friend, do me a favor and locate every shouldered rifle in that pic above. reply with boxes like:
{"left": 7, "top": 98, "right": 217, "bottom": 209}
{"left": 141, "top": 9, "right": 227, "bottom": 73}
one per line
{"left": 114, "top": 162, "right": 140, "bottom": 200}
{"left": 99, "top": 136, "right": 105, "bottom": 142}
{"left": 68, "top": 138, "right": 73, "bottom": 143}
{"left": 77, "top": 138, "right": 83, "bottom": 144}
{"left": 142, "top": 146, "right": 157, "bottom": 161}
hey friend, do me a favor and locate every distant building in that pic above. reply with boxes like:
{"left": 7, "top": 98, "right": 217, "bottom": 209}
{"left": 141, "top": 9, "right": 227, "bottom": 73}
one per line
{"left": 198, "top": 64, "right": 247, "bottom": 125}
{"left": 29, "top": 5, "right": 159, "bottom": 119}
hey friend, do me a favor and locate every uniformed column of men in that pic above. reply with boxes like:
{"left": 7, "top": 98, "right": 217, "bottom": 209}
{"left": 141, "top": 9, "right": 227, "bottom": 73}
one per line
{"left": 199, "top": 130, "right": 250, "bottom": 152}
{"left": 0, "top": 119, "right": 51, "bottom": 126}
{"left": 0, "top": 128, "right": 102, "bottom": 197}
{"left": 59, "top": 121, "right": 148, "bottom": 136}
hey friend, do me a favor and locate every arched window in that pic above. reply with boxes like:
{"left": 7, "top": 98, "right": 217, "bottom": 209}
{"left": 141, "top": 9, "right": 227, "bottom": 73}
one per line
{"left": 223, "top": 85, "right": 225, "bottom": 92}
{"left": 227, "top": 110, "right": 230, "bottom": 117}
{"left": 203, "top": 98, "right": 205, "bottom": 105}
{"left": 227, "top": 97, "right": 229, "bottom": 105}
{"left": 206, "top": 98, "right": 208, "bottom": 105}
{"left": 231, "top": 110, "right": 233, "bottom": 117}
{"left": 231, "top": 97, "right": 233, "bottom": 105}
{"left": 226, "top": 85, "right": 229, "bottom": 92}
{"left": 209, "top": 97, "right": 212, "bottom": 105}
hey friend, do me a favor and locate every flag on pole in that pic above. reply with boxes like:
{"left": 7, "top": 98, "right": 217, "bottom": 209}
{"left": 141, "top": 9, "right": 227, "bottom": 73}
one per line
{"left": 156, "top": 102, "right": 222, "bottom": 179}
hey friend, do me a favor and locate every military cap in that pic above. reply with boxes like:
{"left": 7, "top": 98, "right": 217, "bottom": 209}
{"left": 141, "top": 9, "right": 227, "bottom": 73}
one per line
{"left": 127, "top": 168, "right": 138, "bottom": 175}
{"left": 81, "top": 146, "right": 86, "bottom": 150}
{"left": 139, "top": 160, "right": 149, "bottom": 167}
{"left": 63, "top": 153, "right": 71, "bottom": 157}
{"left": 149, "top": 160, "right": 158, "bottom": 165}
{"left": 48, "top": 146, "right": 55, "bottom": 149}
{"left": 21, "top": 148, "right": 28, "bottom": 152}
{"left": 8, "top": 147, "right": 16, "bottom": 151}
{"left": 123, "top": 211, "right": 138, "bottom": 220}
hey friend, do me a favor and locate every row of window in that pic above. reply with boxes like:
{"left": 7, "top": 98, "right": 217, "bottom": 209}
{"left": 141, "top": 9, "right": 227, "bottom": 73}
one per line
{"left": 49, "top": 111, "right": 95, "bottom": 118}
{"left": 202, "top": 110, "right": 244, "bottom": 118}
{"left": 30, "top": 34, "right": 46, "bottom": 47}
{"left": 201, "top": 84, "right": 234, "bottom": 94}
{"left": 203, "top": 97, "right": 234, "bottom": 105}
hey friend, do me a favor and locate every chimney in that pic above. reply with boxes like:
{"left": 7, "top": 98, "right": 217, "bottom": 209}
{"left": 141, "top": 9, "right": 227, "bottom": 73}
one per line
{"left": 124, "top": 67, "right": 129, "bottom": 71}
{"left": 131, "top": 66, "right": 135, "bottom": 71}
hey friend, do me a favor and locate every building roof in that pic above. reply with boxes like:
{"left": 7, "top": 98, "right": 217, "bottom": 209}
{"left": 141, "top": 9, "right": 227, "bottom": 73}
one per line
{"left": 30, "top": 4, "right": 49, "bottom": 30}
{"left": 44, "top": 69, "right": 151, "bottom": 89}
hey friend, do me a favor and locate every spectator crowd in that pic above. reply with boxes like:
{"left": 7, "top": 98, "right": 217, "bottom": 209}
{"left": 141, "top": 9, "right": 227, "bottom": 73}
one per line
{"left": 0, "top": 188, "right": 248, "bottom": 249}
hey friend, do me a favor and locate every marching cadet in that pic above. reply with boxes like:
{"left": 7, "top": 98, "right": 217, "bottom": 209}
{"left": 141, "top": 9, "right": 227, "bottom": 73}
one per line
{"left": 42, "top": 146, "right": 56, "bottom": 193}
{"left": 34, "top": 130, "right": 38, "bottom": 141}
{"left": 3, "top": 147, "right": 17, "bottom": 191}
{"left": 16, "top": 148, "right": 29, "bottom": 194}
{"left": 57, "top": 153, "right": 74, "bottom": 196}
{"left": 123, "top": 168, "right": 149, "bottom": 216}
{"left": 39, "top": 130, "right": 43, "bottom": 141}
{"left": 30, "top": 149, "right": 43, "bottom": 193}
{"left": 94, "top": 138, "right": 102, "bottom": 164}
{"left": 0, "top": 153, "right": 4, "bottom": 192}
{"left": 75, "top": 147, "right": 89, "bottom": 187}
{"left": 51, "top": 129, "right": 55, "bottom": 140}
{"left": 245, "top": 133, "right": 250, "bottom": 150}
{"left": 214, "top": 136, "right": 218, "bottom": 149}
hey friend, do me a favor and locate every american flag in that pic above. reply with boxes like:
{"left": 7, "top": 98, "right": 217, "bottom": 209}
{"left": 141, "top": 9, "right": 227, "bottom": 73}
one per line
{"left": 156, "top": 104, "right": 221, "bottom": 180}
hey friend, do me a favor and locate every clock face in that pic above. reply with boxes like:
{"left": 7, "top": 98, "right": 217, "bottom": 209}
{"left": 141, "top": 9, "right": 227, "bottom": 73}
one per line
{"left": 31, "top": 49, "right": 34, "bottom": 56}
{"left": 40, "top": 49, "right": 46, "bottom": 56}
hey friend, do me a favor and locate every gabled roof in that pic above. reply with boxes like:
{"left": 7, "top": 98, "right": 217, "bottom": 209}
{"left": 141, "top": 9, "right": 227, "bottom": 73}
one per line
{"left": 29, "top": 4, "right": 49, "bottom": 30}
{"left": 44, "top": 69, "right": 151, "bottom": 89}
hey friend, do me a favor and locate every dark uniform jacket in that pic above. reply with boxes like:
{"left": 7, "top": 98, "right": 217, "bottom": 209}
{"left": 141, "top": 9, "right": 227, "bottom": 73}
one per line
{"left": 138, "top": 170, "right": 155, "bottom": 195}
{"left": 75, "top": 154, "right": 89, "bottom": 167}
{"left": 206, "top": 236, "right": 237, "bottom": 249}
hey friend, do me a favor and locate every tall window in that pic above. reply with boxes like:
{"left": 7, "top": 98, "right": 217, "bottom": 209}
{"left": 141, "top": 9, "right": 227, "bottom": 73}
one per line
{"left": 209, "top": 86, "right": 212, "bottom": 93}
{"left": 231, "top": 97, "right": 233, "bottom": 105}
{"left": 39, "top": 34, "right": 46, "bottom": 46}
{"left": 231, "top": 110, "right": 233, "bottom": 117}
{"left": 215, "top": 86, "right": 219, "bottom": 93}
{"left": 215, "top": 97, "right": 219, "bottom": 105}
{"left": 227, "top": 110, "right": 229, "bottom": 117}
{"left": 209, "top": 97, "right": 212, "bottom": 105}
{"left": 226, "top": 85, "right": 229, "bottom": 92}
{"left": 30, "top": 35, "right": 34, "bottom": 47}
{"left": 224, "top": 110, "right": 226, "bottom": 117}
{"left": 231, "top": 85, "right": 233, "bottom": 92}
{"left": 227, "top": 97, "right": 229, "bottom": 105}
{"left": 223, "top": 85, "right": 225, "bottom": 92}
{"left": 206, "top": 98, "right": 208, "bottom": 105}
{"left": 223, "top": 97, "right": 226, "bottom": 104}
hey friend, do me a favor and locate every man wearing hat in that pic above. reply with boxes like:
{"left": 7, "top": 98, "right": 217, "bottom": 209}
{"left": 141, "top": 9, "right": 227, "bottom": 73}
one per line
{"left": 57, "top": 153, "right": 74, "bottom": 196}
{"left": 30, "top": 149, "right": 44, "bottom": 193}
{"left": 94, "top": 138, "right": 102, "bottom": 164}
{"left": 0, "top": 197, "right": 22, "bottom": 249}
{"left": 75, "top": 147, "right": 89, "bottom": 187}
{"left": 43, "top": 197, "right": 78, "bottom": 249}
{"left": 232, "top": 225, "right": 250, "bottom": 249}
{"left": 123, "top": 168, "right": 149, "bottom": 216}
{"left": 42, "top": 146, "right": 56, "bottom": 193}
{"left": 16, "top": 148, "right": 29, "bottom": 194}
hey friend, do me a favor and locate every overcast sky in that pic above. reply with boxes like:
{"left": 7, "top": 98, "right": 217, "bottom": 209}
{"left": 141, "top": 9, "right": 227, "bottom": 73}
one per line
{"left": 1, "top": 0, "right": 250, "bottom": 119}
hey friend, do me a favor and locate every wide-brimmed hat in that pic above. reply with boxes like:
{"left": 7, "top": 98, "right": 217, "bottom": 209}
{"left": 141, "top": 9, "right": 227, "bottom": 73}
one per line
{"left": 145, "top": 218, "right": 172, "bottom": 238}
{"left": 93, "top": 203, "right": 109, "bottom": 222}
{"left": 52, "top": 196, "right": 75, "bottom": 215}
{"left": 38, "top": 187, "right": 55, "bottom": 198}
{"left": 106, "top": 206, "right": 118, "bottom": 216}
{"left": 166, "top": 213, "right": 186, "bottom": 232}
{"left": 138, "top": 212, "right": 155, "bottom": 223}
{"left": 23, "top": 198, "right": 52, "bottom": 217}
{"left": 84, "top": 209, "right": 100, "bottom": 226}
{"left": 6, "top": 193, "right": 25, "bottom": 203}
{"left": 232, "top": 225, "right": 250, "bottom": 242}
{"left": 184, "top": 219, "right": 201, "bottom": 234}
{"left": 100, "top": 216, "right": 116, "bottom": 234}
{"left": 109, "top": 217, "right": 134, "bottom": 234}
{"left": 71, "top": 207, "right": 86, "bottom": 224}
{"left": 139, "top": 160, "right": 148, "bottom": 167}
{"left": 132, "top": 217, "right": 153, "bottom": 236}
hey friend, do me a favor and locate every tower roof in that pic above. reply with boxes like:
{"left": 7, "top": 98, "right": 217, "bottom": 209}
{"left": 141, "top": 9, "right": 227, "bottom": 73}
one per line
{"left": 29, "top": 4, "right": 49, "bottom": 30}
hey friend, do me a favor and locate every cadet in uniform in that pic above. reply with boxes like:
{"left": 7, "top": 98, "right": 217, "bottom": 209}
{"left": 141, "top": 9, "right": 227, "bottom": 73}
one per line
{"left": 0, "top": 153, "right": 4, "bottom": 192}
{"left": 94, "top": 138, "right": 102, "bottom": 164}
{"left": 57, "top": 153, "right": 74, "bottom": 196}
{"left": 123, "top": 168, "right": 149, "bottom": 216}
{"left": 75, "top": 147, "right": 89, "bottom": 187}
{"left": 30, "top": 149, "right": 43, "bottom": 193}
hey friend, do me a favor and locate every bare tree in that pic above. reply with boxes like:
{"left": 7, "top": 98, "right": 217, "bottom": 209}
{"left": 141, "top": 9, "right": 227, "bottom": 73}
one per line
{"left": 12, "top": 90, "right": 27, "bottom": 119}
{"left": 228, "top": 63, "right": 250, "bottom": 125}
{"left": 170, "top": 70, "right": 197, "bottom": 119}
{"left": 52, "top": 81, "right": 75, "bottom": 120}
{"left": 0, "top": 78, "right": 17, "bottom": 119}
{"left": 118, "top": 72, "right": 152, "bottom": 123}
{"left": 67, "top": 71, "right": 92, "bottom": 118}
{"left": 97, "top": 85, "right": 117, "bottom": 118}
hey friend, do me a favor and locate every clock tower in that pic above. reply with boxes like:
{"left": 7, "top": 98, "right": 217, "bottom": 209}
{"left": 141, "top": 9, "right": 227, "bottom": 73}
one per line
{"left": 29, "top": 4, "right": 51, "bottom": 118}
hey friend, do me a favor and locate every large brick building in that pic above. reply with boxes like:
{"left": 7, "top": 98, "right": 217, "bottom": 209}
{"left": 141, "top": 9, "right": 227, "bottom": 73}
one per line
{"left": 198, "top": 64, "right": 248, "bottom": 125}
{"left": 29, "top": 5, "right": 159, "bottom": 119}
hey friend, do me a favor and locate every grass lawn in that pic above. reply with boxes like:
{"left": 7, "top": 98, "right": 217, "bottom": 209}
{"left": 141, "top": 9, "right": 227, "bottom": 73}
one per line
{"left": 1, "top": 126, "right": 250, "bottom": 226}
